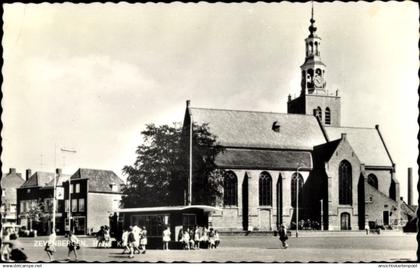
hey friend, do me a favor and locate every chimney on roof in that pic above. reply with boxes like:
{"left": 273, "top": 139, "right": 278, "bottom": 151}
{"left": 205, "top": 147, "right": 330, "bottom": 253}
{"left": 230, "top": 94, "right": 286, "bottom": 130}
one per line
{"left": 288, "top": 94, "right": 291, "bottom": 102}
{"left": 408, "top": 167, "right": 413, "bottom": 206}
{"left": 341, "top": 133, "right": 347, "bottom": 140}
{"left": 26, "top": 169, "right": 32, "bottom": 180}
{"left": 56, "top": 168, "right": 62, "bottom": 176}
{"left": 9, "top": 168, "right": 16, "bottom": 174}
{"left": 186, "top": 100, "right": 191, "bottom": 108}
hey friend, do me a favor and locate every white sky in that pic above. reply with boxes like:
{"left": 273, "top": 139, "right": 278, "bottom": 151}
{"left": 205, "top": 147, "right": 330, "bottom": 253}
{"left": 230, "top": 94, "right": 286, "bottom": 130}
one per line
{"left": 2, "top": 2, "right": 418, "bottom": 202}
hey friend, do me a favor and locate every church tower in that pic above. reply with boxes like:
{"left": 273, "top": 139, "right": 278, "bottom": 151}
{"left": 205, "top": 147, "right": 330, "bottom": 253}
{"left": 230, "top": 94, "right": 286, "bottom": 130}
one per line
{"left": 287, "top": 4, "right": 341, "bottom": 127}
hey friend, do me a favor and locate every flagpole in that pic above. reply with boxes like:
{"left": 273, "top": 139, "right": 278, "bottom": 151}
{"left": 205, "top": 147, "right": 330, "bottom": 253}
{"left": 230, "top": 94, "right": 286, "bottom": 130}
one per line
{"left": 61, "top": 148, "right": 77, "bottom": 234}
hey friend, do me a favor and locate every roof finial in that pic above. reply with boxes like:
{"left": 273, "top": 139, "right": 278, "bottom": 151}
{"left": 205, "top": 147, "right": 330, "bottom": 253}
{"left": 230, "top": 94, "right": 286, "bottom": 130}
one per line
{"left": 308, "top": 0, "right": 317, "bottom": 36}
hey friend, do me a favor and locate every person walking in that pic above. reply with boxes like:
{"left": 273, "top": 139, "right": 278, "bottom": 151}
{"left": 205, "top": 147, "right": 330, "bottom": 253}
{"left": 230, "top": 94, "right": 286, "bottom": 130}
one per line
{"left": 127, "top": 227, "right": 136, "bottom": 259}
{"left": 96, "top": 226, "right": 104, "bottom": 248}
{"left": 121, "top": 228, "right": 130, "bottom": 254}
{"left": 162, "top": 226, "right": 171, "bottom": 250}
{"left": 214, "top": 230, "right": 220, "bottom": 249}
{"left": 104, "top": 226, "right": 111, "bottom": 248}
{"left": 140, "top": 226, "right": 148, "bottom": 254}
{"left": 44, "top": 232, "right": 57, "bottom": 261}
{"left": 67, "top": 231, "right": 80, "bottom": 261}
{"left": 132, "top": 226, "right": 141, "bottom": 254}
{"left": 278, "top": 224, "right": 288, "bottom": 249}
{"left": 208, "top": 228, "right": 216, "bottom": 249}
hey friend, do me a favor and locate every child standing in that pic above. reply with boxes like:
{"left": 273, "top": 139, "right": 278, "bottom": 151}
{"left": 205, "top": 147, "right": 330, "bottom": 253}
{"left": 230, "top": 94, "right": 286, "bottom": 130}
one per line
{"left": 121, "top": 229, "right": 130, "bottom": 254}
{"left": 140, "top": 226, "right": 148, "bottom": 254}
{"left": 67, "top": 231, "right": 80, "bottom": 261}
{"left": 162, "top": 226, "right": 171, "bottom": 250}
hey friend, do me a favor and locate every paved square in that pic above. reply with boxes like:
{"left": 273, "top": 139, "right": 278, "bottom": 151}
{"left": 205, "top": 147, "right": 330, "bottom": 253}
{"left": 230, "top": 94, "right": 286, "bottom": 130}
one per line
{"left": 7, "top": 233, "right": 417, "bottom": 262}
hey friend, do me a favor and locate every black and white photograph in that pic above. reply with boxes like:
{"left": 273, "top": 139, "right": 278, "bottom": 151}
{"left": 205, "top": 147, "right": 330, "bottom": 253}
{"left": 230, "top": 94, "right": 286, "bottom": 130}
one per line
{"left": 1, "top": 1, "right": 418, "bottom": 264}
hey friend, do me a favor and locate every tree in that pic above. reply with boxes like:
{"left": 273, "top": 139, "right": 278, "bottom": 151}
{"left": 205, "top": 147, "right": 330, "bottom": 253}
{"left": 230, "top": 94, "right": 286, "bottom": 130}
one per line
{"left": 122, "top": 122, "right": 224, "bottom": 208}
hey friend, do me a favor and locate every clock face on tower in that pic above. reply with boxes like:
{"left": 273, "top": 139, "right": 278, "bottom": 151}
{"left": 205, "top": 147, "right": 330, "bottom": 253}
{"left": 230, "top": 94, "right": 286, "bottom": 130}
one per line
{"left": 314, "top": 75, "right": 323, "bottom": 87}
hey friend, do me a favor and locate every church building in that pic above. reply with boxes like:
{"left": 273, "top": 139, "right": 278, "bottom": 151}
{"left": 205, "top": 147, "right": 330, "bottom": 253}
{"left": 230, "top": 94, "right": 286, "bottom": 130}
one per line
{"left": 182, "top": 8, "right": 401, "bottom": 231}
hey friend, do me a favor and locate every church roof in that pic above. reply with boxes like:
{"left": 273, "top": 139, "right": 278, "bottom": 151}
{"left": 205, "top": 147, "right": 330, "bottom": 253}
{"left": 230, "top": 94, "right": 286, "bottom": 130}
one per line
{"left": 215, "top": 148, "right": 312, "bottom": 170}
{"left": 189, "top": 107, "right": 327, "bottom": 150}
{"left": 324, "top": 126, "right": 393, "bottom": 167}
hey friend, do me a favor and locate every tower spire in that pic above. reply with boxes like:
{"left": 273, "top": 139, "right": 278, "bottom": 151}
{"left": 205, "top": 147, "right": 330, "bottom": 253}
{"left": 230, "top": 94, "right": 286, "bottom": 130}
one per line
{"left": 309, "top": 1, "right": 317, "bottom": 37}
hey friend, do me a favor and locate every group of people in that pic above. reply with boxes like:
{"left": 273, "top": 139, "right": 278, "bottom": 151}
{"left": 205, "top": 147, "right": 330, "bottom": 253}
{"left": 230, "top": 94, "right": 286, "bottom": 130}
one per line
{"left": 96, "top": 226, "right": 112, "bottom": 248}
{"left": 44, "top": 231, "right": 80, "bottom": 261}
{"left": 120, "top": 225, "right": 148, "bottom": 258}
{"left": 178, "top": 226, "right": 220, "bottom": 250}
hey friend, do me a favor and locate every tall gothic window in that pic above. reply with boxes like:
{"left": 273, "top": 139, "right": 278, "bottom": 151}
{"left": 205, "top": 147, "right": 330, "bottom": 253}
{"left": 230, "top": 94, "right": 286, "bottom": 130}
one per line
{"left": 367, "top": 174, "right": 378, "bottom": 189}
{"left": 259, "top": 172, "right": 272, "bottom": 206}
{"left": 291, "top": 172, "right": 304, "bottom": 208}
{"left": 325, "top": 107, "right": 331, "bottom": 125}
{"left": 339, "top": 160, "right": 352, "bottom": 205}
{"left": 223, "top": 171, "right": 238, "bottom": 206}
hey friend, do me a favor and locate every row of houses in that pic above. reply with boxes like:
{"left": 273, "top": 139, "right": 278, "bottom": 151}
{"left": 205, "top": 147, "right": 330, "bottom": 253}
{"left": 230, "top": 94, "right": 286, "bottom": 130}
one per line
{"left": 1, "top": 167, "right": 125, "bottom": 235}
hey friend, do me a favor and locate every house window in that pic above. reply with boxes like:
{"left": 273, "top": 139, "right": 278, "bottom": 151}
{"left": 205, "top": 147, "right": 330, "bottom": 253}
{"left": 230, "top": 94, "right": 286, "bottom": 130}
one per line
{"left": 110, "top": 183, "right": 118, "bottom": 192}
{"left": 339, "top": 160, "right": 352, "bottom": 205}
{"left": 325, "top": 107, "right": 331, "bottom": 125}
{"left": 78, "top": 199, "right": 85, "bottom": 212}
{"left": 259, "top": 172, "right": 272, "bottom": 206}
{"left": 291, "top": 172, "right": 304, "bottom": 208}
{"left": 75, "top": 183, "right": 80, "bottom": 193}
{"left": 71, "top": 199, "right": 77, "bottom": 212}
{"left": 65, "top": 200, "right": 69, "bottom": 212}
{"left": 223, "top": 171, "right": 238, "bottom": 206}
{"left": 70, "top": 184, "right": 73, "bottom": 194}
{"left": 367, "top": 174, "right": 378, "bottom": 189}
{"left": 10, "top": 204, "right": 16, "bottom": 213}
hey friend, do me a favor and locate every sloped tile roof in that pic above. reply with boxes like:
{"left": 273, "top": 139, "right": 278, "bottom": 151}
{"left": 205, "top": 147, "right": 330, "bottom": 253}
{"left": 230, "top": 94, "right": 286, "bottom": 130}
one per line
{"left": 215, "top": 148, "right": 312, "bottom": 170}
{"left": 20, "top": 172, "right": 56, "bottom": 188}
{"left": 325, "top": 126, "right": 393, "bottom": 167}
{"left": 45, "top": 174, "right": 71, "bottom": 187}
{"left": 189, "top": 108, "right": 327, "bottom": 150}
{"left": 1, "top": 172, "right": 25, "bottom": 189}
{"left": 71, "top": 168, "right": 124, "bottom": 193}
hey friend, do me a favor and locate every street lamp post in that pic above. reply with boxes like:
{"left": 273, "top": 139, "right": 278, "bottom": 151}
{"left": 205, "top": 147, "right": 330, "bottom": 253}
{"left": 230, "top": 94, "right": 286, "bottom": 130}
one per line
{"left": 296, "top": 165, "right": 302, "bottom": 238}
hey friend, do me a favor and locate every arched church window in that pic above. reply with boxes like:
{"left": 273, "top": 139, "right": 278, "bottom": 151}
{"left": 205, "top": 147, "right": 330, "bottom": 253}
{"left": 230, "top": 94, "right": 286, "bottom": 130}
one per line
{"left": 339, "top": 160, "right": 352, "bottom": 205}
{"left": 259, "top": 172, "right": 272, "bottom": 206}
{"left": 389, "top": 179, "right": 396, "bottom": 201}
{"left": 224, "top": 171, "right": 238, "bottom": 206}
{"left": 325, "top": 107, "right": 331, "bottom": 125}
{"left": 291, "top": 172, "right": 304, "bottom": 208}
{"left": 316, "top": 68, "right": 322, "bottom": 75}
{"left": 367, "top": 174, "right": 378, "bottom": 189}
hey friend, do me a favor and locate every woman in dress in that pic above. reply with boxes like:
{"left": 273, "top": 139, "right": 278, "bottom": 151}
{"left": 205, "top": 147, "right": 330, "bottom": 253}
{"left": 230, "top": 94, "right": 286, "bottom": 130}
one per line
{"left": 182, "top": 229, "right": 190, "bottom": 250}
{"left": 121, "top": 228, "right": 130, "bottom": 254}
{"left": 67, "top": 231, "right": 80, "bottom": 261}
{"left": 201, "top": 226, "right": 209, "bottom": 249}
{"left": 194, "top": 226, "right": 201, "bottom": 250}
{"left": 140, "top": 226, "right": 148, "bottom": 254}
{"left": 44, "top": 232, "right": 56, "bottom": 261}
{"left": 162, "top": 226, "right": 171, "bottom": 250}
{"left": 214, "top": 230, "right": 220, "bottom": 249}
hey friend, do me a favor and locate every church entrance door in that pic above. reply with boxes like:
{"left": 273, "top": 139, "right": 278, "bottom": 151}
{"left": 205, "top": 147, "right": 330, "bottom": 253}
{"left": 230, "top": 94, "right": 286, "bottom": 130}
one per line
{"left": 340, "top": 212, "right": 351, "bottom": 230}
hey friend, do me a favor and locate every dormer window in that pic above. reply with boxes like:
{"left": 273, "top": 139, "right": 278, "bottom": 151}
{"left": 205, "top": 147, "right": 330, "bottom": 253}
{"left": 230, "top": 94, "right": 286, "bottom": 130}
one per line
{"left": 272, "top": 121, "right": 281, "bottom": 132}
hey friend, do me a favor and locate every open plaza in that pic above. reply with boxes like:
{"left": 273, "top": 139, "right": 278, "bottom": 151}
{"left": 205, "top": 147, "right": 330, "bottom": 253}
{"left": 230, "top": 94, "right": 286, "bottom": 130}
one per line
{"left": 10, "top": 232, "right": 417, "bottom": 263}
